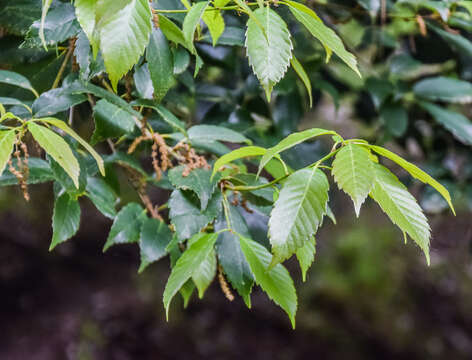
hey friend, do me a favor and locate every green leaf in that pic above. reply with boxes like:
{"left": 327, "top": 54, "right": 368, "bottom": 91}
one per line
{"left": 212, "top": 145, "right": 266, "bottom": 178}
{"left": 91, "top": 99, "right": 136, "bottom": 144}
{"left": 188, "top": 125, "right": 251, "bottom": 144}
{"left": 189, "top": 232, "right": 217, "bottom": 298}
{"left": 158, "top": 15, "right": 189, "bottom": 50}
{"left": 413, "top": 77, "right": 472, "bottom": 104}
{"left": 138, "top": 217, "right": 172, "bottom": 273}
{"left": 0, "top": 158, "right": 54, "bottom": 186}
{"left": 419, "top": 101, "right": 472, "bottom": 146}
{"left": 0, "top": 97, "right": 29, "bottom": 108}
{"left": 167, "top": 238, "right": 196, "bottom": 307}
{"left": 331, "top": 143, "right": 374, "bottom": 216}
{"left": 134, "top": 63, "right": 153, "bottom": 99}
{"left": 85, "top": 176, "right": 117, "bottom": 219}
{"left": 39, "top": 0, "right": 53, "bottom": 50}
{"left": 183, "top": 1, "right": 209, "bottom": 53}
{"left": 28, "top": 122, "right": 80, "bottom": 188}
{"left": 202, "top": 7, "right": 225, "bottom": 46}
{"left": 284, "top": 0, "right": 360, "bottom": 77}
{"left": 429, "top": 24, "right": 472, "bottom": 59}
{"left": 215, "top": 205, "right": 254, "bottom": 307}
{"left": 38, "top": 117, "right": 105, "bottom": 176}
{"left": 50, "top": 192, "right": 81, "bottom": 251}
{"left": 367, "top": 144, "right": 455, "bottom": 215}
{"left": 130, "top": 99, "right": 187, "bottom": 135}
{"left": 103, "top": 202, "right": 146, "bottom": 251}
{"left": 69, "top": 80, "right": 142, "bottom": 119}
{"left": 380, "top": 101, "right": 408, "bottom": 137}
{"left": 268, "top": 167, "right": 329, "bottom": 265}
{"left": 104, "top": 151, "right": 148, "bottom": 177}
{"left": 75, "top": 0, "right": 96, "bottom": 49}
{"left": 91, "top": 0, "right": 153, "bottom": 90}
{"left": 22, "top": 3, "right": 80, "bottom": 49}
{"left": 0, "top": 70, "right": 38, "bottom": 97}
{"left": 290, "top": 55, "right": 313, "bottom": 107}
{"left": 245, "top": 7, "right": 293, "bottom": 101}
{"left": 370, "top": 163, "right": 431, "bottom": 264}
{"left": 147, "top": 28, "right": 176, "bottom": 101}
{"left": 0, "top": 130, "right": 17, "bottom": 176}
{"left": 32, "top": 88, "right": 87, "bottom": 117}
{"left": 169, "top": 189, "right": 222, "bottom": 240}
{"left": 258, "top": 128, "right": 336, "bottom": 175}
{"left": 459, "top": 1, "right": 472, "bottom": 15}
{"left": 163, "top": 232, "right": 218, "bottom": 318}
{"left": 0, "top": 0, "right": 42, "bottom": 36}
{"left": 169, "top": 165, "right": 220, "bottom": 210}
{"left": 295, "top": 236, "right": 315, "bottom": 282}
{"left": 239, "top": 236, "right": 297, "bottom": 328}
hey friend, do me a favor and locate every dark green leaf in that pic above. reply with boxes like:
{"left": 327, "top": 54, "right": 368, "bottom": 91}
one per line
{"left": 103, "top": 202, "right": 146, "bottom": 251}
{"left": 138, "top": 217, "right": 172, "bottom": 273}
{"left": 50, "top": 193, "right": 81, "bottom": 250}
{"left": 85, "top": 176, "right": 117, "bottom": 219}
{"left": 169, "top": 165, "right": 220, "bottom": 210}
{"left": 413, "top": 77, "right": 472, "bottom": 104}
{"left": 147, "top": 28, "right": 176, "bottom": 101}
{"left": 169, "top": 189, "right": 222, "bottom": 240}
{"left": 91, "top": 99, "right": 136, "bottom": 144}
{"left": 32, "top": 87, "right": 87, "bottom": 117}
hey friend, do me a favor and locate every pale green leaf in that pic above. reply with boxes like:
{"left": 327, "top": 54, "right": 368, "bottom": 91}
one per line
{"left": 163, "top": 232, "right": 218, "bottom": 318}
{"left": 239, "top": 235, "right": 297, "bottom": 328}
{"left": 158, "top": 15, "right": 189, "bottom": 50}
{"left": 38, "top": 117, "right": 105, "bottom": 176}
{"left": 39, "top": 0, "right": 53, "bottom": 50}
{"left": 0, "top": 130, "right": 17, "bottom": 177}
{"left": 370, "top": 164, "right": 431, "bottom": 264}
{"left": 367, "top": 144, "right": 455, "bottom": 215}
{"left": 95, "top": 0, "right": 153, "bottom": 90}
{"left": 202, "top": 8, "right": 225, "bottom": 46}
{"left": 268, "top": 167, "right": 329, "bottom": 265}
{"left": 245, "top": 7, "right": 293, "bottom": 101}
{"left": 283, "top": 0, "right": 360, "bottom": 77}
{"left": 291, "top": 55, "right": 313, "bottom": 107}
{"left": 50, "top": 193, "right": 81, "bottom": 250}
{"left": 331, "top": 143, "right": 374, "bottom": 216}
{"left": 183, "top": 1, "right": 209, "bottom": 53}
{"left": 212, "top": 145, "right": 266, "bottom": 178}
{"left": 75, "top": 0, "right": 96, "bottom": 50}
{"left": 295, "top": 237, "right": 315, "bottom": 282}
{"left": 28, "top": 122, "right": 80, "bottom": 188}
{"left": 258, "top": 128, "right": 336, "bottom": 175}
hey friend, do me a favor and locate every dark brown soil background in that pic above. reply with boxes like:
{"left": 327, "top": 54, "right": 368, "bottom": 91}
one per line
{"left": 1, "top": 186, "right": 471, "bottom": 360}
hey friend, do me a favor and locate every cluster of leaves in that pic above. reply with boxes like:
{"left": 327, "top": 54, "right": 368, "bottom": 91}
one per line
{"left": 0, "top": 0, "right": 467, "bottom": 326}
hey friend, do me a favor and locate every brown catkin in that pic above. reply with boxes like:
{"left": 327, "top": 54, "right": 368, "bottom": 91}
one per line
{"left": 218, "top": 265, "right": 234, "bottom": 302}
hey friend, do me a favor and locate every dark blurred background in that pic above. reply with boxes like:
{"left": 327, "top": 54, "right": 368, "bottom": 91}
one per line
{"left": 1, "top": 180, "right": 471, "bottom": 360}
